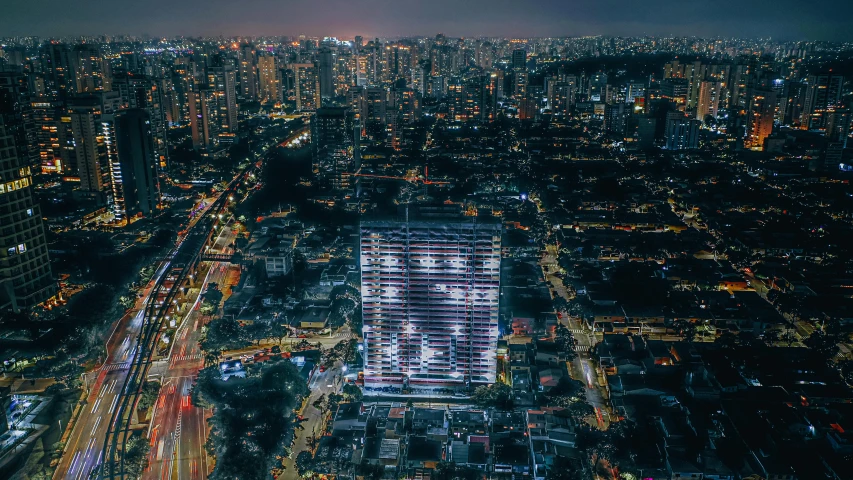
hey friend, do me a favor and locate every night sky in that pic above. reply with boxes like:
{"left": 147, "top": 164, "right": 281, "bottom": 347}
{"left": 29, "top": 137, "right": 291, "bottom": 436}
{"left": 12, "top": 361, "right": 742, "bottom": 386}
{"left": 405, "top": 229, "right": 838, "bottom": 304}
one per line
{"left": 3, "top": 0, "right": 852, "bottom": 41}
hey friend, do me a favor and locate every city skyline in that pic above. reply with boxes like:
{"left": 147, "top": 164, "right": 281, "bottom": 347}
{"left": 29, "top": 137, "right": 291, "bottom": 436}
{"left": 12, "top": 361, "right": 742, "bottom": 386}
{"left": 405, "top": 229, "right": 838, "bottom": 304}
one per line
{"left": 2, "top": 0, "right": 853, "bottom": 41}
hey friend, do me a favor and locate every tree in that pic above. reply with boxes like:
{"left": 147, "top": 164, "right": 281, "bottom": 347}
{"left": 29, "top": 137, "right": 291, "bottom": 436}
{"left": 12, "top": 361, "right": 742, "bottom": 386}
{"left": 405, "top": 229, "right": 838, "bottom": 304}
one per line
{"left": 555, "top": 323, "right": 577, "bottom": 361}
{"left": 295, "top": 451, "right": 314, "bottom": 477}
{"left": 137, "top": 381, "right": 161, "bottom": 412}
{"left": 342, "top": 384, "right": 363, "bottom": 402}
{"left": 123, "top": 434, "right": 150, "bottom": 477}
{"left": 472, "top": 382, "right": 514, "bottom": 410}
{"left": 200, "top": 316, "right": 251, "bottom": 357}
{"left": 671, "top": 319, "right": 697, "bottom": 342}
{"left": 545, "top": 378, "right": 594, "bottom": 420}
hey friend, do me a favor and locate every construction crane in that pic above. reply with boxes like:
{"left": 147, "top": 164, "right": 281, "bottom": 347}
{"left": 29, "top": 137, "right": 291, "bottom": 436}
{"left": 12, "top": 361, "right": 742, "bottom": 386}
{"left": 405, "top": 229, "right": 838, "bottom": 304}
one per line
{"left": 353, "top": 165, "right": 450, "bottom": 185}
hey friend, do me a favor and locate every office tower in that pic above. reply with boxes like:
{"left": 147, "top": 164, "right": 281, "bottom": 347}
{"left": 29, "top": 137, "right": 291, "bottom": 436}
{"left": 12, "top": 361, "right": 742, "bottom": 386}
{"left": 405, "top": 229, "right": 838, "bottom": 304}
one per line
{"left": 588, "top": 72, "right": 607, "bottom": 101}
{"left": 189, "top": 87, "right": 219, "bottom": 151}
{"left": 360, "top": 206, "right": 502, "bottom": 388}
{"left": 238, "top": 45, "right": 258, "bottom": 101}
{"left": 207, "top": 58, "right": 239, "bottom": 133}
{"left": 312, "top": 107, "right": 354, "bottom": 191}
{"left": 71, "top": 44, "right": 111, "bottom": 93}
{"left": 746, "top": 89, "right": 776, "bottom": 150}
{"left": 665, "top": 116, "right": 701, "bottom": 150}
{"left": 604, "top": 103, "right": 630, "bottom": 136}
{"left": 364, "top": 86, "right": 388, "bottom": 133}
{"left": 801, "top": 74, "right": 844, "bottom": 131}
{"left": 0, "top": 70, "right": 40, "bottom": 177}
{"left": 106, "top": 109, "right": 160, "bottom": 222}
{"left": 511, "top": 49, "right": 527, "bottom": 70}
{"left": 257, "top": 55, "right": 281, "bottom": 104}
{"left": 696, "top": 80, "right": 723, "bottom": 120}
{"left": 113, "top": 74, "right": 168, "bottom": 169}
{"left": 42, "top": 43, "right": 75, "bottom": 99}
{"left": 318, "top": 47, "right": 335, "bottom": 102}
{"left": 68, "top": 93, "right": 121, "bottom": 197}
{"left": 354, "top": 36, "right": 364, "bottom": 51}
{"left": 636, "top": 116, "right": 657, "bottom": 148}
{"left": 290, "top": 63, "right": 320, "bottom": 112}
{"left": 0, "top": 118, "right": 55, "bottom": 312}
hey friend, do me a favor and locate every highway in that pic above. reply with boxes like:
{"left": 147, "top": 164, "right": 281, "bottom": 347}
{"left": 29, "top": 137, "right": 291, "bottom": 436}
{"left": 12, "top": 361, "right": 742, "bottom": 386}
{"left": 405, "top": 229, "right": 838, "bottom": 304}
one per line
{"left": 143, "top": 225, "right": 240, "bottom": 480}
{"left": 54, "top": 121, "right": 308, "bottom": 480}
{"left": 54, "top": 259, "right": 174, "bottom": 480}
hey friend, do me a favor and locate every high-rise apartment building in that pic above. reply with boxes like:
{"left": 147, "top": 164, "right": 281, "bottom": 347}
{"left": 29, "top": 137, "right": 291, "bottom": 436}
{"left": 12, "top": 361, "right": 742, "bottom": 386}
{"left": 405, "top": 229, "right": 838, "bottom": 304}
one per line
{"left": 189, "top": 87, "right": 219, "bottom": 152}
{"left": 312, "top": 107, "right": 355, "bottom": 192}
{"left": 207, "top": 59, "right": 239, "bottom": 133}
{"left": 0, "top": 118, "right": 54, "bottom": 312}
{"left": 238, "top": 45, "right": 258, "bottom": 101}
{"left": 257, "top": 55, "right": 281, "bottom": 104}
{"left": 291, "top": 63, "right": 320, "bottom": 112}
{"left": 71, "top": 44, "right": 111, "bottom": 93}
{"left": 43, "top": 43, "right": 75, "bottom": 100}
{"left": 801, "top": 74, "right": 844, "bottom": 131}
{"left": 746, "top": 89, "right": 776, "bottom": 150}
{"left": 665, "top": 115, "right": 701, "bottom": 150}
{"left": 68, "top": 93, "right": 121, "bottom": 197}
{"left": 696, "top": 80, "right": 723, "bottom": 120}
{"left": 106, "top": 109, "right": 160, "bottom": 223}
{"left": 360, "top": 206, "right": 502, "bottom": 388}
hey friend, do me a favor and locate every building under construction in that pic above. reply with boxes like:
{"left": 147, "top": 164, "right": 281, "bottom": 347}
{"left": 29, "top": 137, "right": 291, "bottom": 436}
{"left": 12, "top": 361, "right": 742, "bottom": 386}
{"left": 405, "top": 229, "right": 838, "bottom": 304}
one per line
{"left": 360, "top": 205, "right": 502, "bottom": 389}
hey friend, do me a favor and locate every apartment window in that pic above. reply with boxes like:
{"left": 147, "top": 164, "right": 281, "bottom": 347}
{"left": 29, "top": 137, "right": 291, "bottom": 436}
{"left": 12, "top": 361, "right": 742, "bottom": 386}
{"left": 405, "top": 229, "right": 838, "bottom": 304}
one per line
{"left": 17, "top": 243, "right": 26, "bottom": 254}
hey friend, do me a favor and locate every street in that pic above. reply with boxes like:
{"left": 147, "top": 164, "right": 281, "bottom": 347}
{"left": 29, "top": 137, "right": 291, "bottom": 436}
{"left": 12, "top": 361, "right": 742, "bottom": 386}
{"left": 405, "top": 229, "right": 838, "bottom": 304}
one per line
{"left": 281, "top": 364, "right": 344, "bottom": 480}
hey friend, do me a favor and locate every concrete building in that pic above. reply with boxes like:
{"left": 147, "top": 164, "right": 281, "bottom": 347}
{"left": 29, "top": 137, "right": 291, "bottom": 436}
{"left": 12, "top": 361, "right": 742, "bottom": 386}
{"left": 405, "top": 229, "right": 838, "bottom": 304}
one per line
{"left": 360, "top": 206, "right": 502, "bottom": 388}
{"left": 0, "top": 119, "right": 54, "bottom": 311}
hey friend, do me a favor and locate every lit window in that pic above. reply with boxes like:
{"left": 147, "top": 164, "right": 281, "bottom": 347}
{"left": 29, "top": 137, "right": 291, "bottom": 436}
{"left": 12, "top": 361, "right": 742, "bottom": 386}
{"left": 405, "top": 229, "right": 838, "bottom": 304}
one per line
{"left": 7, "top": 247, "right": 15, "bottom": 256}
{"left": 26, "top": 208, "right": 33, "bottom": 217}
{"left": 17, "top": 244, "right": 26, "bottom": 253}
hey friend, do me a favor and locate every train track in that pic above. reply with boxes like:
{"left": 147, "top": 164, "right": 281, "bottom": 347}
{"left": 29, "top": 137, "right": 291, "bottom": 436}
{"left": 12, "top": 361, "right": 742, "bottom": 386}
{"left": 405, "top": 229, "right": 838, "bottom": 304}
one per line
{"left": 92, "top": 135, "right": 286, "bottom": 479}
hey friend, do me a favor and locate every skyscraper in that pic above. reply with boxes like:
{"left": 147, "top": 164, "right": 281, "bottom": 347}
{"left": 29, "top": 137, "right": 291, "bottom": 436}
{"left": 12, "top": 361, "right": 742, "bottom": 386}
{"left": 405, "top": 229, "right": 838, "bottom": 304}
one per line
{"left": 360, "top": 206, "right": 502, "bottom": 388}
{"left": 71, "top": 44, "right": 111, "bottom": 93}
{"left": 257, "top": 55, "right": 281, "bottom": 104}
{"left": 0, "top": 118, "right": 55, "bottom": 312}
{"left": 801, "top": 74, "right": 844, "bottom": 131}
{"left": 318, "top": 47, "right": 335, "bottom": 102}
{"left": 207, "top": 58, "right": 239, "bottom": 133}
{"left": 511, "top": 49, "right": 527, "bottom": 70}
{"left": 238, "top": 45, "right": 258, "bottom": 101}
{"left": 290, "top": 63, "right": 320, "bottom": 112}
{"left": 68, "top": 93, "right": 121, "bottom": 198}
{"left": 106, "top": 109, "right": 160, "bottom": 223}
{"left": 696, "top": 80, "right": 723, "bottom": 121}
{"left": 746, "top": 89, "right": 776, "bottom": 151}
{"left": 312, "top": 107, "right": 354, "bottom": 192}
{"left": 42, "top": 43, "right": 74, "bottom": 100}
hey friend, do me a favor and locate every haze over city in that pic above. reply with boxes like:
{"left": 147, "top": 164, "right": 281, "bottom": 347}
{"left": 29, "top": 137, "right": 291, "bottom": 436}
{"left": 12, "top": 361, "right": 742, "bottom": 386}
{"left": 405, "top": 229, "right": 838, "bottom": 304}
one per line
{"left": 2, "top": 0, "right": 853, "bottom": 40}
{"left": 2, "top": 3, "right": 853, "bottom": 480}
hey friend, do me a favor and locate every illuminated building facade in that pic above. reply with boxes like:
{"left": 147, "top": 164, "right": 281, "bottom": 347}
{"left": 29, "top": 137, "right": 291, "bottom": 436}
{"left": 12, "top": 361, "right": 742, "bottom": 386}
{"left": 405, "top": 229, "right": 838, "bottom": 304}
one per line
{"left": 0, "top": 119, "right": 54, "bottom": 312}
{"left": 360, "top": 207, "right": 501, "bottom": 388}
{"left": 105, "top": 109, "right": 160, "bottom": 223}
{"left": 746, "top": 89, "right": 776, "bottom": 151}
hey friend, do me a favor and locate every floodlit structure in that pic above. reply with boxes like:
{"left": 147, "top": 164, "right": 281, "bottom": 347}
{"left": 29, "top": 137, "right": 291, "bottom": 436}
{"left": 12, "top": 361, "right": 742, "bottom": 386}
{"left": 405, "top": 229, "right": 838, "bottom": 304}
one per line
{"left": 360, "top": 206, "right": 501, "bottom": 389}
